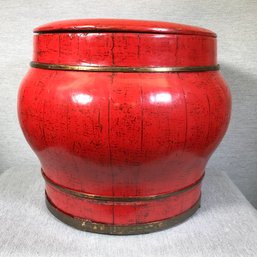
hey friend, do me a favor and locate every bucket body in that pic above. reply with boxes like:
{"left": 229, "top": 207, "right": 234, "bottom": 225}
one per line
{"left": 18, "top": 19, "right": 231, "bottom": 234}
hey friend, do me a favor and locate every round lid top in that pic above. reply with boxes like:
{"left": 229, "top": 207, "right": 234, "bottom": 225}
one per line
{"left": 34, "top": 18, "right": 216, "bottom": 37}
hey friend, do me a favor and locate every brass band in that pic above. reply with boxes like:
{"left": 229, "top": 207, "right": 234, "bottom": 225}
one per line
{"left": 45, "top": 194, "right": 201, "bottom": 235}
{"left": 42, "top": 170, "right": 204, "bottom": 202}
{"left": 31, "top": 61, "right": 220, "bottom": 73}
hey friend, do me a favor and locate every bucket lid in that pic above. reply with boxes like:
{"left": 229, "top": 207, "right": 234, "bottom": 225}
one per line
{"left": 34, "top": 18, "right": 216, "bottom": 37}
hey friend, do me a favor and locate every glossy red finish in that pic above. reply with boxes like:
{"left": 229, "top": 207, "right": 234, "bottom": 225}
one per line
{"left": 34, "top": 18, "right": 216, "bottom": 37}
{"left": 18, "top": 19, "right": 231, "bottom": 229}
{"left": 33, "top": 32, "right": 216, "bottom": 67}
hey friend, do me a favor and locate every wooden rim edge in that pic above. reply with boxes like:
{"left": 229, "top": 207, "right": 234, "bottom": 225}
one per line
{"left": 45, "top": 194, "right": 201, "bottom": 235}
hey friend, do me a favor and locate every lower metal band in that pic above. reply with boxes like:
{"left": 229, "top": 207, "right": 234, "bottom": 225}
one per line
{"left": 45, "top": 194, "right": 201, "bottom": 235}
{"left": 31, "top": 61, "right": 220, "bottom": 73}
{"left": 42, "top": 169, "right": 204, "bottom": 202}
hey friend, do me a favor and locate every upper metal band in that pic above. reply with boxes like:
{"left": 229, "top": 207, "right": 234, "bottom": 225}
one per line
{"left": 42, "top": 170, "right": 204, "bottom": 202}
{"left": 31, "top": 61, "right": 220, "bottom": 73}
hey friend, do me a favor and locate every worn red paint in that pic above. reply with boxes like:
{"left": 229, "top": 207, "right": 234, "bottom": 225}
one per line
{"left": 18, "top": 19, "right": 231, "bottom": 228}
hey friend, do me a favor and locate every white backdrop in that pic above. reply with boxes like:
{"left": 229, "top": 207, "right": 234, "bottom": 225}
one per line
{"left": 0, "top": 0, "right": 257, "bottom": 207}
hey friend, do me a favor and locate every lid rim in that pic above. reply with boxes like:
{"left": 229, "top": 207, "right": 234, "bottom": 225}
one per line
{"left": 34, "top": 29, "right": 217, "bottom": 38}
{"left": 33, "top": 19, "right": 217, "bottom": 38}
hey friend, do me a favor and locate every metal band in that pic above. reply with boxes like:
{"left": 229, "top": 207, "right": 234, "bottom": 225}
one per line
{"left": 45, "top": 194, "right": 201, "bottom": 235}
{"left": 42, "top": 170, "right": 204, "bottom": 202}
{"left": 31, "top": 61, "right": 220, "bottom": 73}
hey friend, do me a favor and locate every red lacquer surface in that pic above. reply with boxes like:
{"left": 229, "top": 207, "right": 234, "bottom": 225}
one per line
{"left": 34, "top": 18, "right": 216, "bottom": 37}
{"left": 18, "top": 19, "right": 231, "bottom": 227}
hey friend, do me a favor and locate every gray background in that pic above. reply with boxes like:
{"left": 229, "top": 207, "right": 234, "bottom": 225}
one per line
{"left": 1, "top": 0, "right": 257, "bottom": 207}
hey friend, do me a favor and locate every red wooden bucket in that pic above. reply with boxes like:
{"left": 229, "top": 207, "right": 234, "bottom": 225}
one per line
{"left": 18, "top": 19, "right": 231, "bottom": 235}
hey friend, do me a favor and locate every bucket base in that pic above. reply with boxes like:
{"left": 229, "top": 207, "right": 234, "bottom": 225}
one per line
{"left": 45, "top": 194, "right": 201, "bottom": 235}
